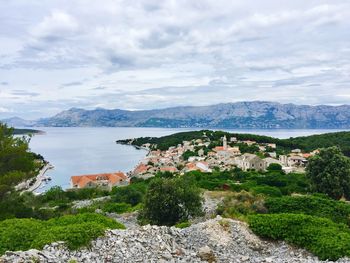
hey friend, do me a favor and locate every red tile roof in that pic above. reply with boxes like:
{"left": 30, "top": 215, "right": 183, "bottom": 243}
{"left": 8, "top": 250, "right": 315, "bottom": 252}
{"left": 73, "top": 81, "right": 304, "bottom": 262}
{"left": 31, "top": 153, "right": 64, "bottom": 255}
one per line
{"left": 134, "top": 163, "right": 148, "bottom": 174}
{"left": 213, "top": 146, "right": 225, "bottom": 152}
{"left": 71, "top": 172, "right": 127, "bottom": 188}
{"left": 160, "top": 166, "right": 178, "bottom": 172}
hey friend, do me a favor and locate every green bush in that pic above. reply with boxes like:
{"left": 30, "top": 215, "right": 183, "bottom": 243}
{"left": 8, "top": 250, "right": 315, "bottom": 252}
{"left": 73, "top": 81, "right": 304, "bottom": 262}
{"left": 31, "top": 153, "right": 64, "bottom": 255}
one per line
{"left": 186, "top": 170, "right": 235, "bottom": 191}
{"left": 102, "top": 203, "right": 132, "bottom": 214}
{"left": 32, "top": 222, "right": 107, "bottom": 250}
{"left": 217, "top": 191, "right": 266, "bottom": 220}
{"left": 248, "top": 213, "right": 350, "bottom": 260}
{"left": 111, "top": 186, "right": 144, "bottom": 206}
{"left": 0, "top": 213, "right": 125, "bottom": 255}
{"left": 267, "top": 163, "right": 283, "bottom": 172}
{"left": 0, "top": 218, "right": 42, "bottom": 254}
{"left": 175, "top": 221, "right": 191, "bottom": 228}
{"left": 139, "top": 176, "right": 203, "bottom": 226}
{"left": 239, "top": 180, "right": 258, "bottom": 191}
{"left": 251, "top": 186, "right": 282, "bottom": 197}
{"left": 265, "top": 195, "right": 350, "bottom": 225}
{"left": 229, "top": 183, "right": 243, "bottom": 192}
{"left": 45, "top": 213, "right": 123, "bottom": 229}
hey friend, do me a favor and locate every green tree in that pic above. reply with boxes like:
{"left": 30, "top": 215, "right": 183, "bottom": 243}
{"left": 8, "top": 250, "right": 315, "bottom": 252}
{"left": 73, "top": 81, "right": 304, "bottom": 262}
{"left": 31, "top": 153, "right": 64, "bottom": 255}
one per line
{"left": 182, "top": 150, "right": 197, "bottom": 160}
{"left": 140, "top": 177, "right": 203, "bottom": 226}
{"left": 112, "top": 186, "right": 143, "bottom": 206}
{"left": 0, "top": 123, "right": 37, "bottom": 188}
{"left": 306, "top": 147, "right": 350, "bottom": 200}
{"left": 267, "top": 163, "right": 283, "bottom": 172}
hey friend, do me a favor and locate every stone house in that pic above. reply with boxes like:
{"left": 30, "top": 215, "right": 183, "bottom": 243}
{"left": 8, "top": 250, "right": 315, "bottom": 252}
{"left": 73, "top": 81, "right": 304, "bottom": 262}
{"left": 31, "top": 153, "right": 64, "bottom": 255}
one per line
{"left": 234, "top": 153, "right": 265, "bottom": 171}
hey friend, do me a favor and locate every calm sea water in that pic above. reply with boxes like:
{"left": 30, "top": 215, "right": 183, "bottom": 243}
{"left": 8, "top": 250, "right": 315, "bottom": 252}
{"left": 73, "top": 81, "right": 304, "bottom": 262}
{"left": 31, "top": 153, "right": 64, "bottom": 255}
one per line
{"left": 28, "top": 127, "right": 347, "bottom": 191}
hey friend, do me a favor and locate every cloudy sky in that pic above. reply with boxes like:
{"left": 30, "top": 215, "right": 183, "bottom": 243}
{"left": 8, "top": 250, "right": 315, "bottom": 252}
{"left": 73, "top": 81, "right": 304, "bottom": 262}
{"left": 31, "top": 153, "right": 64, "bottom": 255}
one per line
{"left": 0, "top": 0, "right": 350, "bottom": 119}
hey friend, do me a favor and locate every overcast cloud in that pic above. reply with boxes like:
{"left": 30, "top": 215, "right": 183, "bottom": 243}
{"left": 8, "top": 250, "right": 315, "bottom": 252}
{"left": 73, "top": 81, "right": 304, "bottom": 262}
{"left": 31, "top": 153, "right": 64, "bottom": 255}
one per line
{"left": 0, "top": 0, "right": 349, "bottom": 119}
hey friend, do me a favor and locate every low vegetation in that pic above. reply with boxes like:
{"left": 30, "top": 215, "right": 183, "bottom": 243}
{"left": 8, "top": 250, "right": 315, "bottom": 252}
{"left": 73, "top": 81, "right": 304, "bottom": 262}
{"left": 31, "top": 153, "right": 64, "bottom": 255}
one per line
{"left": 248, "top": 214, "right": 350, "bottom": 260}
{"left": 0, "top": 213, "right": 125, "bottom": 255}
{"left": 265, "top": 195, "right": 350, "bottom": 226}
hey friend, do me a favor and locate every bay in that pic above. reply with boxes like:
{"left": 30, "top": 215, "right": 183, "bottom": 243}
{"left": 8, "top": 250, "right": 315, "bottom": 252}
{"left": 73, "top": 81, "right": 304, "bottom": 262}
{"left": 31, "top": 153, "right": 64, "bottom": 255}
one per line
{"left": 28, "top": 127, "right": 348, "bottom": 191}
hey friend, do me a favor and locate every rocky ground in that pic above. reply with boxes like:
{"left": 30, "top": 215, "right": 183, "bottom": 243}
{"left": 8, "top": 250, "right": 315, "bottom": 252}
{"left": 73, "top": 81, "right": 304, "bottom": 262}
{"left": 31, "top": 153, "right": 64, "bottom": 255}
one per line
{"left": 2, "top": 215, "right": 350, "bottom": 263}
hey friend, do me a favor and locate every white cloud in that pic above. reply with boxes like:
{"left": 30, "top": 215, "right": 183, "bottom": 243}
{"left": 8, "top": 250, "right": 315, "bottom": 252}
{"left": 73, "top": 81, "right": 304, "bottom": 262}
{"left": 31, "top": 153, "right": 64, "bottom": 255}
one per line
{"left": 0, "top": 0, "right": 350, "bottom": 119}
{"left": 30, "top": 10, "right": 79, "bottom": 39}
{"left": 0, "top": 107, "right": 12, "bottom": 113}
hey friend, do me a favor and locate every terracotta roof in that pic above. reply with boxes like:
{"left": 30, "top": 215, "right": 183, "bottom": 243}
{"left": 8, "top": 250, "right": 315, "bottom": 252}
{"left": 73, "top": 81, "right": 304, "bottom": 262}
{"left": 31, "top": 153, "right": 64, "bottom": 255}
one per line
{"left": 186, "top": 163, "right": 197, "bottom": 170}
{"left": 71, "top": 172, "right": 127, "bottom": 188}
{"left": 186, "top": 162, "right": 208, "bottom": 172}
{"left": 213, "top": 146, "right": 225, "bottom": 152}
{"left": 160, "top": 166, "right": 178, "bottom": 172}
{"left": 134, "top": 163, "right": 148, "bottom": 174}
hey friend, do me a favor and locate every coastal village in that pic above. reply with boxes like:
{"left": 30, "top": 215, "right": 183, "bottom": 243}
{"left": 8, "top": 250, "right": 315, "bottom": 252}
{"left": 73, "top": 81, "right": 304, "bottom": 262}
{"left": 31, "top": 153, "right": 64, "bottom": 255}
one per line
{"left": 70, "top": 132, "right": 319, "bottom": 190}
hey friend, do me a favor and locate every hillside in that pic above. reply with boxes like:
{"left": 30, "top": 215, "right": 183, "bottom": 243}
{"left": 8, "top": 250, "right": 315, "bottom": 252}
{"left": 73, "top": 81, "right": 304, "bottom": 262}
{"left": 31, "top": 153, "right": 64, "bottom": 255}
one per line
{"left": 117, "top": 130, "right": 350, "bottom": 156}
{"left": 3, "top": 216, "right": 349, "bottom": 263}
{"left": 5, "top": 101, "right": 350, "bottom": 128}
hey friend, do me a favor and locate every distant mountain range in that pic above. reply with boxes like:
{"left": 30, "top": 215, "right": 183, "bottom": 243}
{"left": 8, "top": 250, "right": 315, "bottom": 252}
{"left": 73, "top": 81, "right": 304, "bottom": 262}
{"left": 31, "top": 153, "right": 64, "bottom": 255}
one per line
{"left": 3, "top": 101, "right": 350, "bottom": 129}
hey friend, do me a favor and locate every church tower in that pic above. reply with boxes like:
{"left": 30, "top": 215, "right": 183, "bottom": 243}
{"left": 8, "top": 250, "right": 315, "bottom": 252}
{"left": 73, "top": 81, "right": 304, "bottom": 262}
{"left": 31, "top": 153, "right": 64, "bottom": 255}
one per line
{"left": 223, "top": 135, "right": 227, "bottom": 150}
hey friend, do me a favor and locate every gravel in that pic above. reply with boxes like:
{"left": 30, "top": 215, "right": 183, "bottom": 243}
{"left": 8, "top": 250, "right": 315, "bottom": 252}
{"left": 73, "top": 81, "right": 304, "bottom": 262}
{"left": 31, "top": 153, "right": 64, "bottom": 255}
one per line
{"left": 1, "top": 216, "right": 350, "bottom": 263}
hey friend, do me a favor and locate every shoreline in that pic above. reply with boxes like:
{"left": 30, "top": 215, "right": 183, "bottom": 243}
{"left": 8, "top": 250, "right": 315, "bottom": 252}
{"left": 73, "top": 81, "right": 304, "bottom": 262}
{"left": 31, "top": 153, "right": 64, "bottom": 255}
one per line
{"left": 20, "top": 163, "right": 53, "bottom": 194}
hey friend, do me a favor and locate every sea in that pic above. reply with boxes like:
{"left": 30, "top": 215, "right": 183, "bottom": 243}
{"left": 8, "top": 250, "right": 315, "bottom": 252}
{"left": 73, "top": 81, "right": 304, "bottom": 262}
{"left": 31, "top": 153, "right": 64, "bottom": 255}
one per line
{"left": 27, "top": 127, "right": 348, "bottom": 192}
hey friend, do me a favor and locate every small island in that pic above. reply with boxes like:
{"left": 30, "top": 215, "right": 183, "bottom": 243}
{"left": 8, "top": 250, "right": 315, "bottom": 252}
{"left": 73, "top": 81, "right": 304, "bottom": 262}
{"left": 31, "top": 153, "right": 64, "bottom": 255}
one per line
{"left": 13, "top": 128, "right": 44, "bottom": 135}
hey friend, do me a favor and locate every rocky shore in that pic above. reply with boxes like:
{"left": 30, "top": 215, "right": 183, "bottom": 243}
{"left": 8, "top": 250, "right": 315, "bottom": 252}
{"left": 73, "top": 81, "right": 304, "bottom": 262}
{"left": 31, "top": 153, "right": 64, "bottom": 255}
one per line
{"left": 2, "top": 216, "right": 350, "bottom": 263}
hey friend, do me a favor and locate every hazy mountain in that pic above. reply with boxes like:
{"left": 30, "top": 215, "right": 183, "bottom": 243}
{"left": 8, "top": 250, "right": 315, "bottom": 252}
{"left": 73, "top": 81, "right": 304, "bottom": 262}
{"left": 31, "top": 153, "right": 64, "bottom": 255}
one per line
{"left": 1, "top": 117, "right": 35, "bottom": 127}
{"left": 27, "top": 101, "right": 350, "bottom": 129}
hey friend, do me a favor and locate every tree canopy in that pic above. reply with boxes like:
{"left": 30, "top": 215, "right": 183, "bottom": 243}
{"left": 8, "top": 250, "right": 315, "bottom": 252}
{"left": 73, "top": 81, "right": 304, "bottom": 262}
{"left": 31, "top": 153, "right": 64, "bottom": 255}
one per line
{"left": 139, "top": 177, "right": 203, "bottom": 226}
{"left": 306, "top": 146, "right": 350, "bottom": 200}
{"left": 0, "top": 123, "right": 39, "bottom": 196}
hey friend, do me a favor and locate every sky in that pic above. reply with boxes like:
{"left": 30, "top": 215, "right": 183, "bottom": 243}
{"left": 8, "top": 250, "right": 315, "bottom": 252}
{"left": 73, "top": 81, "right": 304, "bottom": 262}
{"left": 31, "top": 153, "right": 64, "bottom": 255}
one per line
{"left": 0, "top": 0, "right": 350, "bottom": 119}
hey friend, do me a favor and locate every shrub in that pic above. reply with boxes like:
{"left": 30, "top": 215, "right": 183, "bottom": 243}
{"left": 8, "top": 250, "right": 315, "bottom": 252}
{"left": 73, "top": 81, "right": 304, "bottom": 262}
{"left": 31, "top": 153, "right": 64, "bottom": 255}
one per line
{"left": 112, "top": 187, "right": 143, "bottom": 206}
{"left": 217, "top": 191, "right": 266, "bottom": 220}
{"left": 102, "top": 203, "right": 132, "bottom": 214}
{"left": 175, "top": 221, "right": 191, "bottom": 228}
{"left": 267, "top": 163, "right": 283, "bottom": 172}
{"left": 265, "top": 195, "right": 350, "bottom": 225}
{"left": 32, "top": 222, "right": 107, "bottom": 250}
{"left": 186, "top": 170, "right": 235, "bottom": 191}
{"left": 45, "top": 213, "right": 124, "bottom": 229}
{"left": 139, "top": 177, "right": 203, "bottom": 226}
{"left": 229, "top": 183, "right": 243, "bottom": 192}
{"left": 111, "top": 182, "right": 147, "bottom": 206}
{"left": 251, "top": 186, "right": 282, "bottom": 197}
{"left": 0, "top": 218, "right": 42, "bottom": 255}
{"left": 248, "top": 213, "right": 350, "bottom": 260}
{"left": 0, "top": 213, "right": 125, "bottom": 255}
